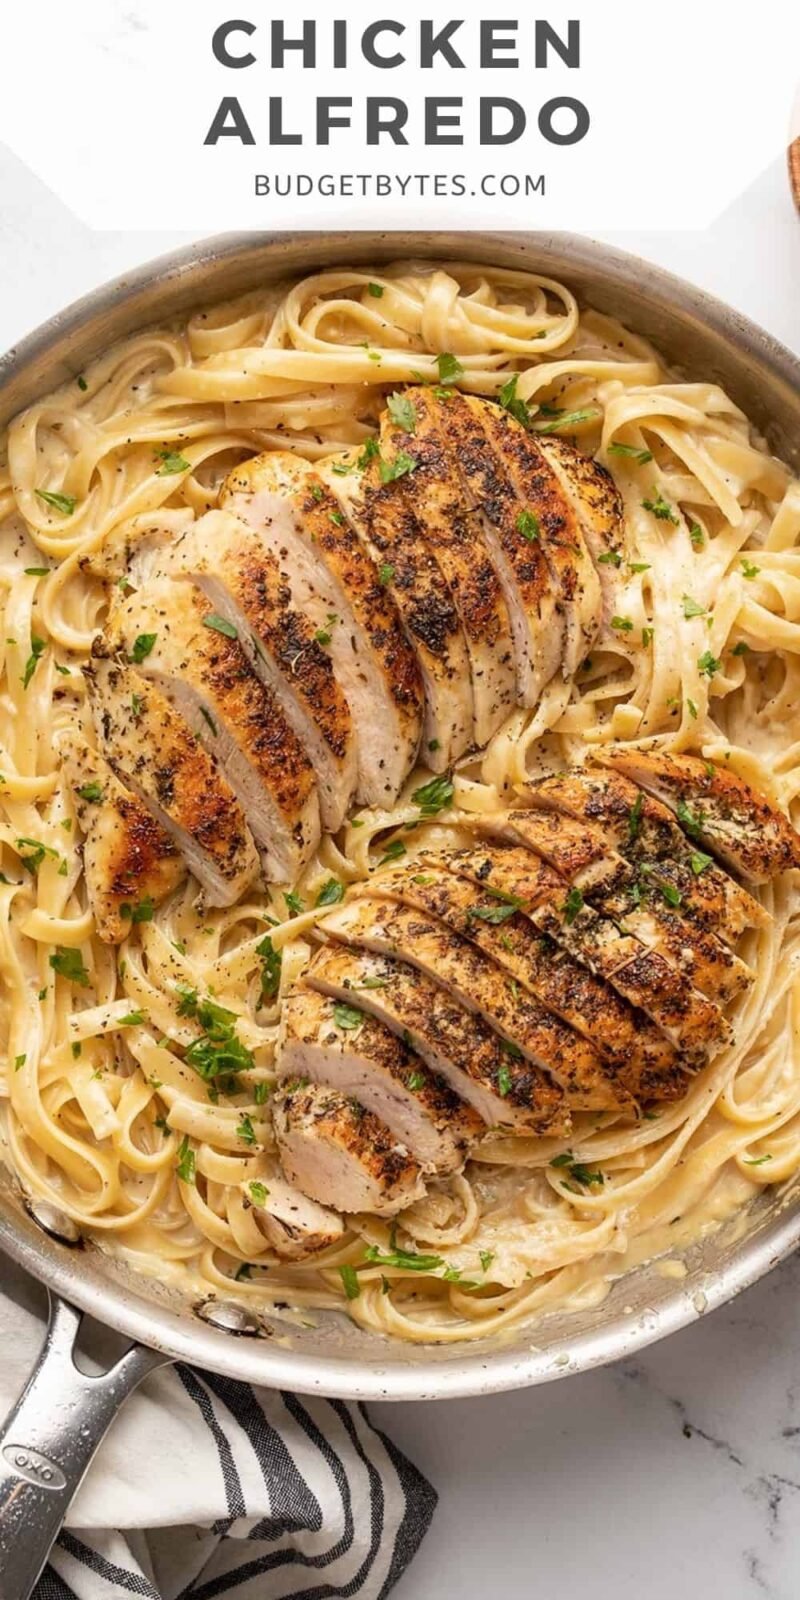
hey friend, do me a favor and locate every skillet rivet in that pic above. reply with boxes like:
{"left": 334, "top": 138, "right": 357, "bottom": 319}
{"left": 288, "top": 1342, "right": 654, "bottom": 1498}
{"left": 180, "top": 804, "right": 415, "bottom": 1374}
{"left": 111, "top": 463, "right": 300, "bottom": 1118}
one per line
{"left": 26, "top": 1199, "right": 82, "bottom": 1245}
{"left": 196, "top": 1299, "right": 260, "bottom": 1335}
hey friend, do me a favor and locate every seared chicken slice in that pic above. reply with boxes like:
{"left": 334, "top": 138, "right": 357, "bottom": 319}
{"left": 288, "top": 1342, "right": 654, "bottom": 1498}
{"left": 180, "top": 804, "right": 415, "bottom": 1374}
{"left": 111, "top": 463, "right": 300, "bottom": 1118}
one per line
{"left": 319, "top": 450, "right": 473, "bottom": 770}
{"left": 528, "top": 898, "right": 730, "bottom": 1062}
{"left": 594, "top": 749, "right": 800, "bottom": 885}
{"left": 381, "top": 388, "right": 517, "bottom": 745}
{"left": 248, "top": 1172, "right": 345, "bottom": 1261}
{"left": 471, "top": 820, "right": 753, "bottom": 1004}
{"left": 467, "top": 397, "right": 602, "bottom": 676}
{"left": 538, "top": 437, "right": 626, "bottom": 622}
{"left": 221, "top": 452, "right": 423, "bottom": 806}
{"left": 322, "top": 896, "right": 625, "bottom": 1112}
{"left": 105, "top": 579, "right": 320, "bottom": 882}
{"left": 58, "top": 729, "right": 185, "bottom": 942}
{"left": 410, "top": 389, "right": 564, "bottom": 705}
{"left": 159, "top": 511, "right": 357, "bottom": 832}
{"left": 279, "top": 981, "right": 484, "bottom": 1168}
{"left": 306, "top": 943, "right": 569, "bottom": 1133}
{"left": 86, "top": 657, "right": 259, "bottom": 906}
{"left": 525, "top": 768, "right": 770, "bottom": 943}
{"left": 361, "top": 869, "right": 685, "bottom": 1105}
{"left": 273, "top": 1081, "right": 425, "bottom": 1218}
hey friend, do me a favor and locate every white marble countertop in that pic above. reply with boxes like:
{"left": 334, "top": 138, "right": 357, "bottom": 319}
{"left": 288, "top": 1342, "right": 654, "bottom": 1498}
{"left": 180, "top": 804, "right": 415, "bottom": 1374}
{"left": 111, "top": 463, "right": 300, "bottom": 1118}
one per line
{"left": 2, "top": 146, "right": 799, "bottom": 1600}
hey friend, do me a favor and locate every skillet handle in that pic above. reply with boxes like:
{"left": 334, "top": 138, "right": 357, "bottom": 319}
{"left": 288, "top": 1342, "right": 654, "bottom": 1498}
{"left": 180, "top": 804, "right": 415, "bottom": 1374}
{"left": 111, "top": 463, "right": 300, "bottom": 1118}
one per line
{"left": 0, "top": 1291, "right": 167, "bottom": 1600}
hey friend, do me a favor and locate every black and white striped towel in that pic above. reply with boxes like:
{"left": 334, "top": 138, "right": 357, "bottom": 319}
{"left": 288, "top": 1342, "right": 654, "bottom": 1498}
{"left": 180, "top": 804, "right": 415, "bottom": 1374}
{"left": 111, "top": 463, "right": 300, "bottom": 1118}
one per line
{"left": 1, "top": 1268, "right": 436, "bottom": 1600}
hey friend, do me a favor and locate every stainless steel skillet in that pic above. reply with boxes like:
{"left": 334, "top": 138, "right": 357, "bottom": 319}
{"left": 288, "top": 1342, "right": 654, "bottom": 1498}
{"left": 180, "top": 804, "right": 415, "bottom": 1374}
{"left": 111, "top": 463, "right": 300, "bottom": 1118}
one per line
{"left": 0, "top": 230, "right": 799, "bottom": 1600}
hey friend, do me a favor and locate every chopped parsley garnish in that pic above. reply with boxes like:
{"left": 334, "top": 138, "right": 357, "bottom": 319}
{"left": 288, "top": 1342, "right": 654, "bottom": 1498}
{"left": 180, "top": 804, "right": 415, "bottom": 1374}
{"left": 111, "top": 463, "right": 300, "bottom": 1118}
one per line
{"left": 254, "top": 1081, "right": 270, "bottom": 1105}
{"left": 642, "top": 492, "right": 679, "bottom": 524}
{"left": 35, "top": 489, "right": 77, "bottom": 516}
{"left": 316, "top": 877, "right": 344, "bottom": 907}
{"left": 608, "top": 442, "right": 653, "bottom": 464}
{"left": 314, "top": 629, "right": 332, "bottom": 646}
{"left": 498, "top": 373, "right": 531, "bottom": 428}
{"left": 380, "top": 840, "right": 407, "bottom": 865}
{"left": 49, "top": 946, "right": 90, "bottom": 986}
{"left": 14, "top": 1054, "right": 26, "bottom": 1071}
{"left": 17, "top": 836, "right": 58, "bottom": 873}
{"left": 740, "top": 558, "right": 760, "bottom": 579}
{"left": 732, "top": 641, "right": 750, "bottom": 656}
{"left": 598, "top": 550, "right": 623, "bottom": 567}
{"left": 561, "top": 886, "right": 584, "bottom": 925}
{"left": 130, "top": 633, "right": 157, "bottom": 664}
{"left": 183, "top": 997, "right": 255, "bottom": 1084}
{"left": 121, "top": 896, "right": 154, "bottom": 924}
{"left": 333, "top": 1002, "right": 364, "bottom": 1031}
{"left": 364, "top": 1244, "right": 445, "bottom": 1272}
{"left": 200, "top": 707, "right": 218, "bottom": 736}
{"left": 330, "top": 510, "right": 345, "bottom": 527}
{"left": 119, "top": 1010, "right": 146, "bottom": 1027}
{"left": 687, "top": 699, "right": 698, "bottom": 720}
{"left": 610, "top": 615, "right": 633, "bottom": 632}
{"left": 689, "top": 522, "right": 705, "bottom": 547}
{"left": 176, "top": 1135, "right": 196, "bottom": 1184}
{"left": 203, "top": 614, "right": 237, "bottom": 639}
{"left": 500, "top": 1038, "right": 523, "bottom": 1060}
{"left": 22, "top": 636, "right": 46, "bottom": 689}
{"left": 356, "top": 436, "right": 381, "bottom": 472}
{"left": 77, "top": 782, "right": 103, "bottom": 803}
{"left": 77, "top": 375, "right": 88, "bottom": 392}
{"left": 340, "top": 1264, "right": 361, "bottom": 1299}
{"left": 379, "top": 450, "right": 418, "bottom": 484}
{"left": 550, "top": 1152, "right": 604, "bottom": 1188}
{"left": 496, "top": 1064, "right": 513, "bottom": 1097}
{"left": 642, "top": 626, "right": 655, "bottom": 647}
{"left": 155, "top": 449, "right": 190, "bottom": 475}
{"left": 406, "top": 1071, "right": 426, "bottom": 1092}
{"left": 436, "top": 353, "right": 464, "bottom": 384}
{"left": 284, "top": 890, "right": 305, "bottom": 917}
{"left": 698, "top": 649, "right": 721, "bottom": 678}
{"left": 130, "top": 691, "right": 144, "bottom": 717}
{"left": 411, "top": 774, "right": 454, "bottom": 816}
{"left": 24, "top": 567, "right": 50, "bottom": 577}
{"left": 677, "top": 798, "right": 704, "bottom": 838}
{"left": 534, "top": 408, "right": 598, "bottom": 434}
{"left": 387, "top": 393, "right": 417, "bottom": 433}
{"left": 744, "top": 1154, "right": 772, "bottom": 1167}
{"left": 629, "top": 561, "right": 651, "bottom": 574}
{"left": 480, "top": 1250, "right": 495, "bottom": 1273}
{"left": 377, "top": 562, "right": 395, "bottom": 586}
{"left": 256, "top": 933, "right": 282, "bottom": 1001}
{"left": 628, "top": 792, "right": 644, "bottom": 842}
{"left": 658, "top": 882, "right": 682, "bottom": 908}
{"left": 468, "top": 900, "right": 519, "bottom": 926}
{"left": 236, "top": 1114, "right": 257, "bottom": 1146}
{"left": 367, "top": 282, "right": 384, "bottom": 298}
{"left": 516, "top": 510, "right": 540, "bottom": 542}
{"left": 682, "top": 595, "right": 706, "bottom": 619}
{"left": 690, "top": 851, "right": 713, "bottom": 875}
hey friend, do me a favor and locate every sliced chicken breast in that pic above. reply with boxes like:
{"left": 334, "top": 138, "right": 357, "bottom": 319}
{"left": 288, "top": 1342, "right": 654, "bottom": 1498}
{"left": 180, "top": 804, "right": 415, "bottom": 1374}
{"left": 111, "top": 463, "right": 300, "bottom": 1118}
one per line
{"left": 538, "top": 437, "right": 626, "bottom": 623}
{"left": 221, "top": 452, "right": 423, "bottom": 806}
{"left": 594, "top": 750, "right": 800, "bottom": 885}
{"left": 470, "top": 820, "right": 753, "bottom": 1003}
{"left": 381, "top": 388, "right": 517, "bottom": 745}
{"left": 58, "top": 729, "right": 185, "bottom": 942}
{"left": 85, "top": 656, "right": 259, "bottom": 906}
{"left": 273, "top": 1081, "right": 425, "bottom": 1218}
{"left": 105, "top": 579, "right": 320, "bottom": 882}
{"left": 524, "top": 767, "right": 770, "bottom": 943}
{"left": 279, "top": 982, "right": 484, "bottom": 1168}
{"left": 322, "top": 895, "right": 629, "bottom": 1112}
{"left": 467, "top": 397, "right": 602, "bottom": 676}
{"left": 306, "top": 943, "right": 569, "bottom": 1133}
{"left": 158, "top": 511, "right": 357, "bottom": 832}
{"left": 359, "top": 869, "right": 686, "bottom": 1105}
{"left": 319, "top": 449, "right": 473, "bottom": 770}
{"left": 247, "top": 1173, "right": 345, "bottom": 1261}
{"left": 410, "top": 389, "right": 564, "bottom": 706}
{"left": 528, "top": 897, "right": 730, "bottom": 1062}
